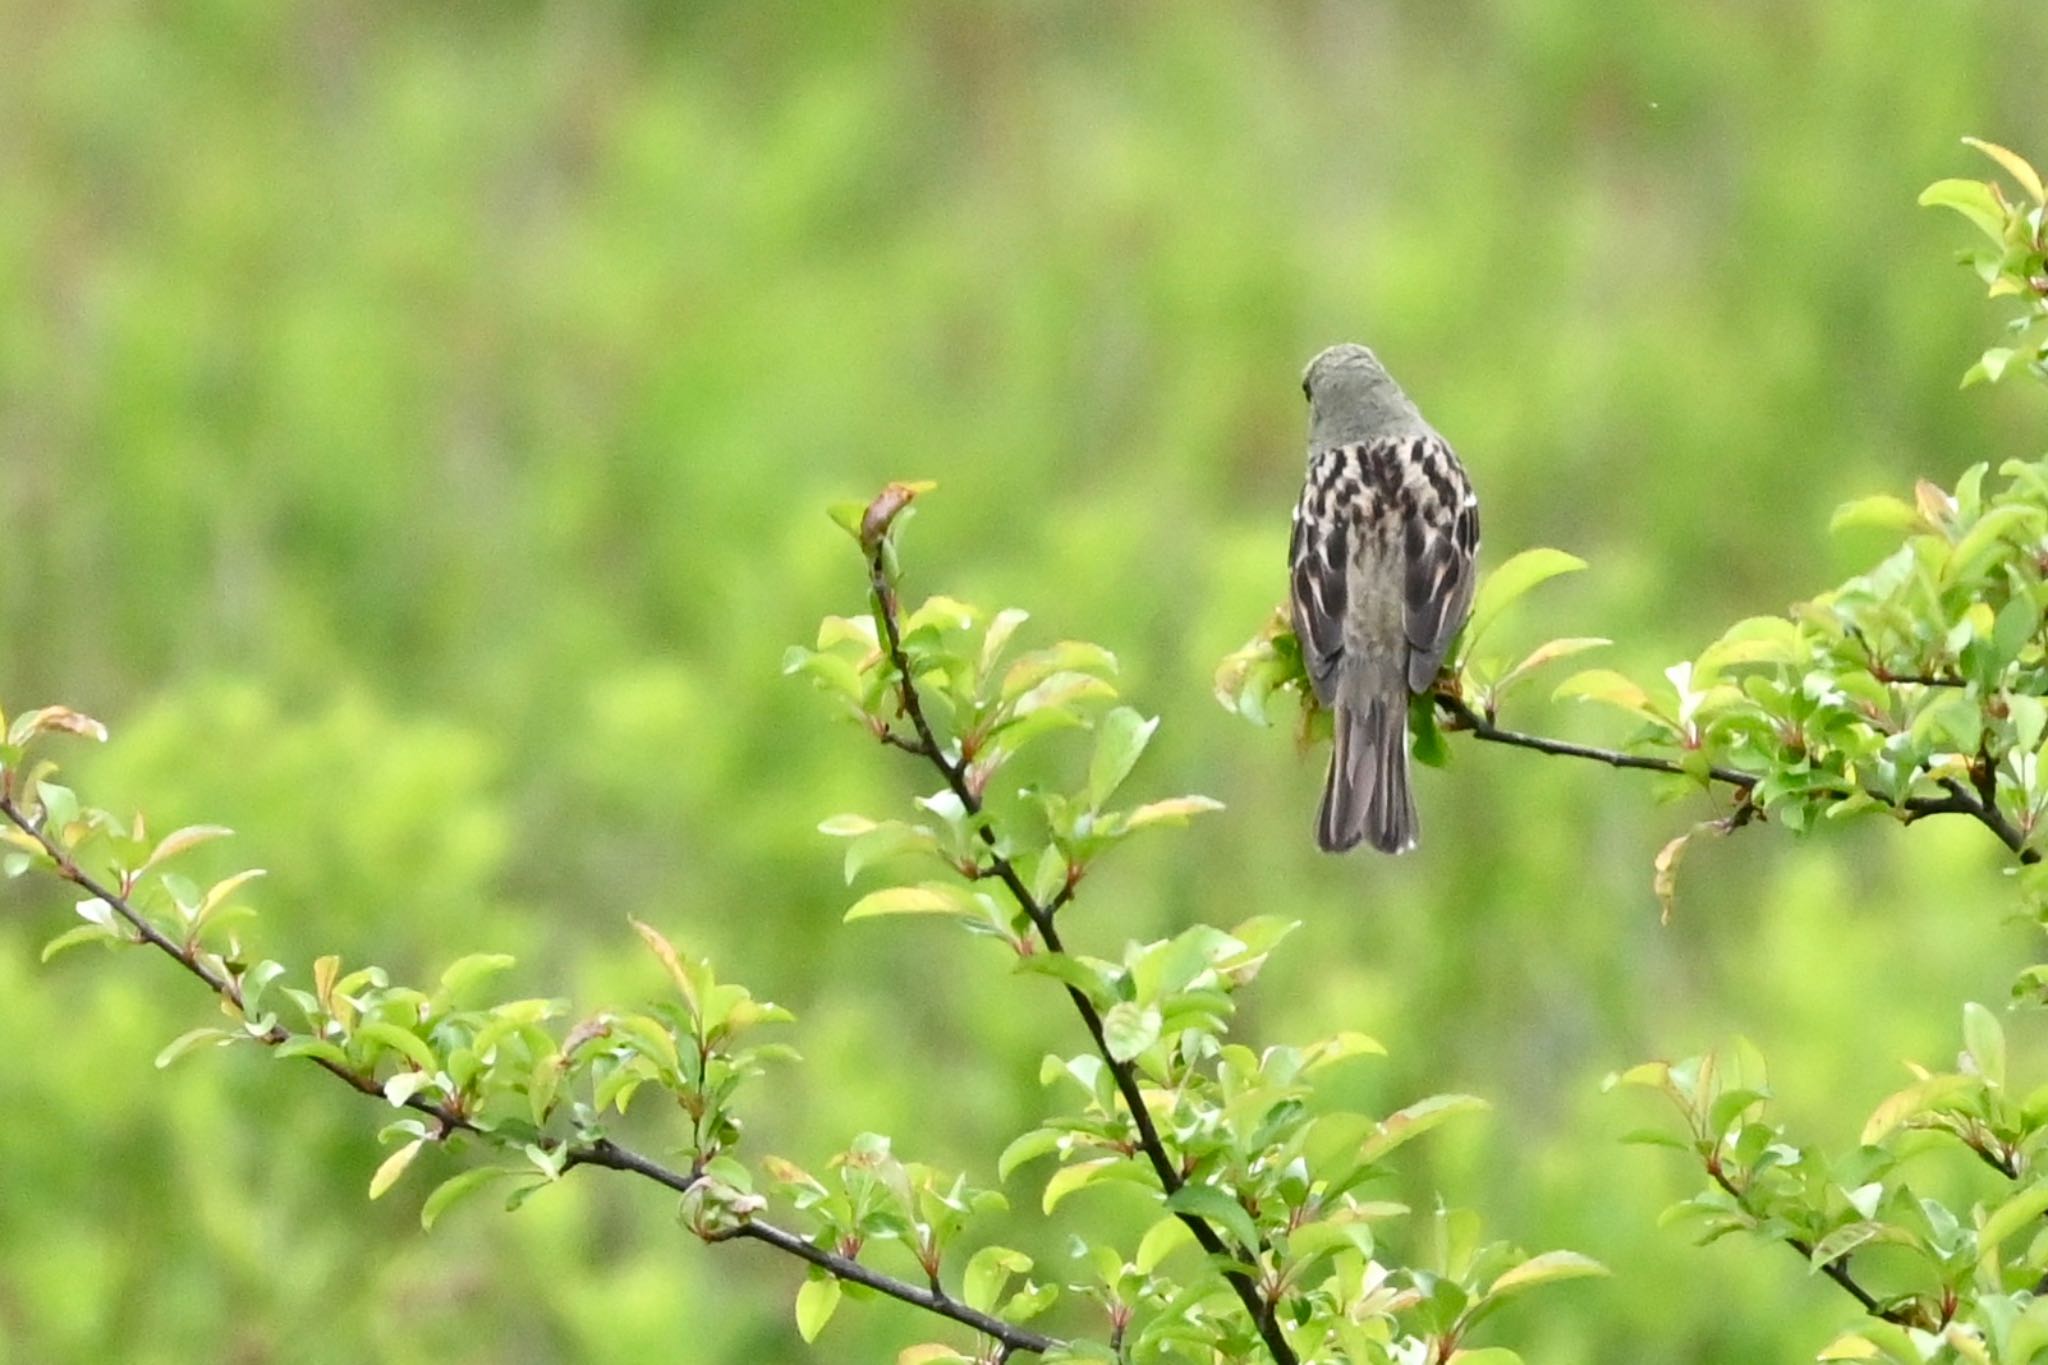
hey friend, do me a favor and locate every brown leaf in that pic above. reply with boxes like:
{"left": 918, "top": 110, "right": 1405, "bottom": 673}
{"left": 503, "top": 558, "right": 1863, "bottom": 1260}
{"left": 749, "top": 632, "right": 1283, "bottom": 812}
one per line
{"left": 859, "top": 480, "right": 938, "bottom": 550}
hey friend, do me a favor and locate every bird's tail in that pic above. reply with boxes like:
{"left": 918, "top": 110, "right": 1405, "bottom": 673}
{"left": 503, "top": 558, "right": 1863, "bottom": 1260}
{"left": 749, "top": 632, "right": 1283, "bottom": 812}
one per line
{"left": 1316, "top": 694, "right": 1417, "bottom": 855}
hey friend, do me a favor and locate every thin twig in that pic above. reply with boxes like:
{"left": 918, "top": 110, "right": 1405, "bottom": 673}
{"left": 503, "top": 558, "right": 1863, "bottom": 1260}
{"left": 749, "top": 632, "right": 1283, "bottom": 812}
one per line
{"left": 1433, "top": 693, "right": 2041, "bottom": 865}
{"left": 1707, "top": 1168, "right": 1921, "bottom": 1328}
{"left": 0, "top": 793, "right": 1057, "bottom": 1359}
{"left": 867, "top": 550, "right": 1298, "bottom": 1365}
{"left": 1433, "top": 693, "right": 1756, "bottom": 788}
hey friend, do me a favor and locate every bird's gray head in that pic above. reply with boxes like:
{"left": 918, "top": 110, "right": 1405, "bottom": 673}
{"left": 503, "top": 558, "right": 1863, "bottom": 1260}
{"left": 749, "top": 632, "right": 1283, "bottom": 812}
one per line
{"left": 1302, "top": 343, "right": 1423, "bottom": 448}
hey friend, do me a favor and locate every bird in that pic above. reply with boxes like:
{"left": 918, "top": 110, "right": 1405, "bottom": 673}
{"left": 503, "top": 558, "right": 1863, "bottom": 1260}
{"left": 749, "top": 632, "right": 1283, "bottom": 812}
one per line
{"left": 1289, "top": 344, "right": 1479, "bottom": 854}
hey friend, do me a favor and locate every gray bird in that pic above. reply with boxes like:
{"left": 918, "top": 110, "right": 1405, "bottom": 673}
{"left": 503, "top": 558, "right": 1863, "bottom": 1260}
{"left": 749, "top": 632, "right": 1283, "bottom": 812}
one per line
{"left": 1289, "top": 344, "right": 1479, "bottom": 854}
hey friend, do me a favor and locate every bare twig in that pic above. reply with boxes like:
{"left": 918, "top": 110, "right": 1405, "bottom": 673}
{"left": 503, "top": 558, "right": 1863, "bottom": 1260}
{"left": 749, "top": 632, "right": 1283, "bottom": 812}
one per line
{"left": 1433, "top": 693, "right": 1757, "bottom": 788}
{"left": 0, "top": 793, "right": 1056, "bottom": 1359}
{"left": 866, "top": 549, "right": 1298, "bottom": 1365}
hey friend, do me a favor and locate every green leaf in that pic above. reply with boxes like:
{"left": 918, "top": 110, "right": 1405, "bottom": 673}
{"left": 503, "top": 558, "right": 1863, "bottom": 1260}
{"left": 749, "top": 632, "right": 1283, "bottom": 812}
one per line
{"left": 962, "top": 1245, "right": 1031, "bottom": 1313}
{"left": 1410, "top": 693, "right": 1451, "bottom": 768}
{"left": 1980, "top": 1178, "right": 2048, "bottom": 1252}
{"left": 1692, "top": 616, "right": 1805, "bottom": 682}
{"left": 438, "top": 953, "right": 516, "bottom": 1001}
{"left": 782, "top": 648, "right": 865, "bottom": 705}
{"left": 1829, "top": 495, "right": 1923, "bottom": 535}
{"left": 1949, "top": 504, "right": 2044, "bottom": 583}
{"left": 155, "top": 1028, "right": 236, "bottom": 1069}
{"left": 369, "top": 1138, "right": 426, "bottom": 1200}
{"left": 997, "top": 1129, "right": 1061, "bottom": 1180}
{"left": 1011, "top": 671, "right": 1117, "bottom": 717}
{"left": 1012, "top": 953, "right": 1115, "bottom": 1002}
{"left": 1086, "top": 707, "right": 1158, "bottom": 810}
{"left": 1485, "top": 1250, "right": 1607, "bottom": 1299}
{"left": 841, "top": 822, "right": 940, "bottom": 884}
{"left": 1862, "top": 1073, "right": 1982, "bottom": 1144}
{"left": 40, "top": 922, "right": 118, "bottom": 962}
{"left": 1966, "top": 347, "right": 2019, "bottom": 388}
{"left": 899, "top": 1347, "right": 975, "bottom": 1365}
{"left": 1135, "top": 1215, "right": 1194, "bottom": 1273}
{"left": 1165, "top": 1183, "right": 1261, "bottom": 1256}
{"left": 904, "top": 594, "right": 977, "bottom": 635}
{"left": 845, "top": 883, "right": 979, "bottom": 921}
{"left": 1807, "top": 1221, "right": 1894, "bottom": 1271}
{"left": 358, "top": 1021, "right": 438, "bottom": 1073}
{"left": 795, "top": 1274, "right": 841, "bottom": 1343}
{"left": 979, "top": 608, "right": 1032, "bottom": 677}
{"left": 1552, "top": 669, "right": 1664, "bottom": 723}
{"left": 274, "top": 1037, "right": 353, "bottom": 1068}
{"left": 1964, "top": 1001, "right": 2008, "bottom": 1087}
{"left": 1001, "top": 643, "right": 1117, "bottom": 702}
{"left": 1919, "top": 177, "right": 2010, "bottom": 244}
{"left": 1359, "top": 1094, "right": 1490, "bottom": 1163}
{"left": 1001, "top": 1281, "right": 1058, "bottom": 1325}
{"left": 421, "top": 1167, "right": 513, "bottom": 1230}
{"left": 1463, "top": 548, "right": 1588, "bottom": 655}
{"left": 1118, "top": 796, "right": 1225, "bottom": 831}
{"left": 1041, "top": 1158, "right": 1118, "bottom": 1214}
{"left": 1491, "top": 637, "right": 1611, "bottom": 700}
{"left": 136, "top": 824, "right": 235, "bottom": 878}
{"left": 1994, "top": 594, "right": 2040, "bottom": 669}
{"left": 1817, "top": 1333, "right": 1895, "bottom": 1362}
{"left": 1101, "top": 1001, "right": 1161, "bottom": 1062}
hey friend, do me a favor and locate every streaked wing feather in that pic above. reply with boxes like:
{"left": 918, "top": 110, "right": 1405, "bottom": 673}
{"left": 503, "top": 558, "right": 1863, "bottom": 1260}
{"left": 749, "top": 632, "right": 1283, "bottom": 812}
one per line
{"left": 1403, "top": 437, "right": 1480, "bottom": 693}
{"left": 1289, "top": 467, "right": 1348, "bottom": 706}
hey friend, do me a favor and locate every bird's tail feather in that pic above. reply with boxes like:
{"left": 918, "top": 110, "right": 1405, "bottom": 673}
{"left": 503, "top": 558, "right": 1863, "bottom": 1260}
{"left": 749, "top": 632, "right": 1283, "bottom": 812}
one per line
{"left": 1315, "top": 696, "right": 1417, "bottom": 855}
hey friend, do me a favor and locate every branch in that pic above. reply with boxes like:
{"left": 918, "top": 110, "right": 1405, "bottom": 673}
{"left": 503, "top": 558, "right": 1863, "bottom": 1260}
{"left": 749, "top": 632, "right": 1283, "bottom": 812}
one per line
{"left": 0, "top": 794, "right": 1057, "bottom": 1360}
{"left": 569, "top": 1140, "right": 1051, "bottom": 1349}
{"left": 866, "top": 548, "right": 1299, "bottom": 1365}
{"left": 1706, "top": 1168, "right": 1922, "bottom": 1329}
{"left": 1433, "top": 693, "right": 2041, "bottom": 865}
{"left": 1434, "top": 693, "right": 1757, "bottom": 789}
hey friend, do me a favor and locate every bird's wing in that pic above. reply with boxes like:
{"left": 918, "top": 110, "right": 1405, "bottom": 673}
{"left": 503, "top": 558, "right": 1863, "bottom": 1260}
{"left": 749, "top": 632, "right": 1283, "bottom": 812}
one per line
{"left": 1289, "top": 446, "right": 1353, "bottom": 706}
{"left": 1401, "top": 432, "right": 1480, "bottom": 693}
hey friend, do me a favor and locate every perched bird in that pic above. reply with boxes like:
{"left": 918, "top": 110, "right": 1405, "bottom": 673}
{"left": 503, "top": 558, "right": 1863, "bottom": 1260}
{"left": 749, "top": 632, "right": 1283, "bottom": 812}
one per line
{"left": 1289, "top": 344, "right": 1479, "bottom": 854}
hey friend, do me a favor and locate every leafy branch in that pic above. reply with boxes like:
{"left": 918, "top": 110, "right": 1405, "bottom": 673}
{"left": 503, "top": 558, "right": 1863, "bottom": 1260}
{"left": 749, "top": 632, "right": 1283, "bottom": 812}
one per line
{"left": 791, "top": 485, "right": 1603, "bottom": 1362}
{"left": 0, "top": 707, "right": 1056, "bottom": 1361}
{"left": 859, "top": 507, "right": 1299, "bottom": 1364}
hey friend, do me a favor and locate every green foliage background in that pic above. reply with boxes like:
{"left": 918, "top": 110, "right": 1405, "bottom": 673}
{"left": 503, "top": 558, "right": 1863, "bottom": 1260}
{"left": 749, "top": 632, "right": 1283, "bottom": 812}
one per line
{"left": 3, "top": 4, "right": 2047, "bottom": 1361}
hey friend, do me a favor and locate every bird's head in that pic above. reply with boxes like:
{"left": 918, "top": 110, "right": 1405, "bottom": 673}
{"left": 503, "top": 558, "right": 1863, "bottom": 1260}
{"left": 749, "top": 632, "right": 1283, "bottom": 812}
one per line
{"left": 1301, "top": 343, "right": 1421, "bottom": 445}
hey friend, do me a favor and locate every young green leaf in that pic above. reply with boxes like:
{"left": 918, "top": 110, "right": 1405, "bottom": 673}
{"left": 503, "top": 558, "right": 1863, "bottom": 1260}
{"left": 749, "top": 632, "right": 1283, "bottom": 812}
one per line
{"left": 795, "top": 1273, "right": 841, "bottom": 1343}
{"left": 1101, "top": 1001, "right": 1162, "bottom": 1062}
{"left": 1484, "top": 1249, "right": 1608, "bottom": 1300}
{"left": 421, "top": 1167, "right": 513, "bottom": 1231}
{"left": 845, "top": 883, "right": 980, "bottom": 921}
{"left": 1164, "top": 1183, "right": 1261, "bottom": 1256}
{"left": 1462, "top": 548, "right": 1588, "bottom": 656}
{"left": 154, "top": 1027, "right": 237, "bottom": 1069}
{"left": 369, "top": 1138, "right": 426, "bottom": 1200}
{"left": 1086, "top": 708, "right": 1158, "bottom": 810}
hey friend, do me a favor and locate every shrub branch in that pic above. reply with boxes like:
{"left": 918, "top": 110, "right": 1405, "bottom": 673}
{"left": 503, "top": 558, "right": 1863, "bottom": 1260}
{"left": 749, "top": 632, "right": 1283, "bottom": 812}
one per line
{"left": 0, "top": 791, "right": 1058, "bottom": 1359}
{"left": 1433, "top": 693, "right": 2039, "bottom": 864}
{"left": 1703, "top": 1167, "right": 1921, "bottom": 1329}
{"left": 865, "top": 544, "right": 1301, "bottom": 1365}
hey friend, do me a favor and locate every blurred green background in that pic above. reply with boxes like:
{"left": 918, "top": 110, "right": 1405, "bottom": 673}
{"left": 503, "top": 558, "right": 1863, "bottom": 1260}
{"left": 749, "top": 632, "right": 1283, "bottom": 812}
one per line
{"left": 4, "top": 3, "right": 2048, "bottom": 1361}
